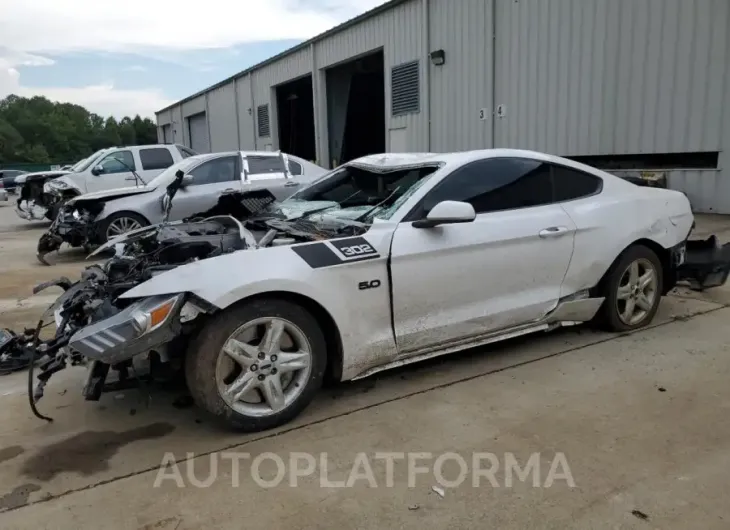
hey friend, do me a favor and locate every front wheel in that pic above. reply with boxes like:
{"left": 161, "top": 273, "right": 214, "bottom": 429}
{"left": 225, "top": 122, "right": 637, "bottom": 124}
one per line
{"left": 185, "top": 298, "right": 327, "bottom": 432}
{"left": 99, "top": 212, "right": 148, "bottom": 244}
{"left": 596, "top": 245, "right": 663, "bottom": 332}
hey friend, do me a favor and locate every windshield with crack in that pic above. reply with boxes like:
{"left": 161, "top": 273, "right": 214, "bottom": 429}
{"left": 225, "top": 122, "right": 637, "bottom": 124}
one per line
{"left": 281, "top": 164, "right": 440, "bottom": 223}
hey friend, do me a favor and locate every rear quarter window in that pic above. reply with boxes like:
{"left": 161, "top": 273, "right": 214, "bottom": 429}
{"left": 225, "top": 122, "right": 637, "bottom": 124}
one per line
{"left": 551, "top": 165, "right": 603, "bottom": 202}
{"left": 247, "top": 156, "right": 286, "bottom": 175}
{"left": 140, "top": 148, "right": 175, "bottom": 170}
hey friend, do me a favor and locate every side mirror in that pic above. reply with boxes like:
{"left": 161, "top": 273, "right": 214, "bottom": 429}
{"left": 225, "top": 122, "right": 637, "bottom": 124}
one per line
{"left": 412, "top": 200, "right": 476, "bottom": 229}
{"left": 181, "top": 174, "right": 193, "bottom": 187}
{"left": 91, "top": 164, "right": 104, "bottom": 176}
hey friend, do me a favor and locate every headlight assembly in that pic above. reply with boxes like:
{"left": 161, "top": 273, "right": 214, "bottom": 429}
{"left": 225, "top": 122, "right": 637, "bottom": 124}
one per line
{"left": 129, "top": 295, "right": 181, "bottom": 337}
{"left": 68, "top": 294, "right": 185, "bottom": 363}
{"left": 50, "top": 180, "right": 69, "bottom": 190}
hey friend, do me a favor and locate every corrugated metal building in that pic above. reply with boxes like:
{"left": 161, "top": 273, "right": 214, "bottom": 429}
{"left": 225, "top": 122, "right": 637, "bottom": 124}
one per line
{"left": 155, "top": 0, "right": 730, "bottom": 213}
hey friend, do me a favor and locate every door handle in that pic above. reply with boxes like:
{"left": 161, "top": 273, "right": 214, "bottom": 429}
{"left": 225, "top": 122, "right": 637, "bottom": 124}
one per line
{"left": 539, "top": 226, "right": 570, "bottom": 238}
{"left": 284, "top": 181, "right": 300, "bottom": 187}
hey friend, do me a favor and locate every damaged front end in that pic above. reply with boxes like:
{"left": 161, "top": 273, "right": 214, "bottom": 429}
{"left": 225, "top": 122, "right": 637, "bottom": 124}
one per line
{"left": 15, "top": 171, "right": 72, "bottom": 221}
{"left": 37, "top": 202, "right": 100, "bottom": 265}
{"left": 23, "top": 189, "right": 281, "bottom": 415}
{"left": 21, "top": 257, "right": 216, "bottom": 419}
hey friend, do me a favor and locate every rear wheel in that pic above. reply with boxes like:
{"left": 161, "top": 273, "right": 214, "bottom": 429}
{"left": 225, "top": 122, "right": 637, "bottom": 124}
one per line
{"left": 99, "top": 212, "right": 148, "bottom": 243}
{"left": 596, "top": 245, "right": 663, "bottom": 332}
{"left": 185, "top": 298, "right": 327, "bottom": 432}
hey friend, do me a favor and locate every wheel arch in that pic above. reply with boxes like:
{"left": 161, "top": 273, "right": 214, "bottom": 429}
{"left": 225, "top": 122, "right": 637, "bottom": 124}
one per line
{"left": 102, "top": 209, "right": 151, "bottom": 225}
{"left": 221, "top": 290, "right": 345, "bottom": 384}
{"left": 591, "top": 238, "right": 674, "bottom": 297}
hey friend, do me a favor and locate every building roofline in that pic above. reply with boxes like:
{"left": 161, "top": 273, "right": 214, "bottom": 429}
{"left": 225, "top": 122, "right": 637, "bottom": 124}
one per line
{"left": 155, "top": 0, "right": 408, "bottom": 116}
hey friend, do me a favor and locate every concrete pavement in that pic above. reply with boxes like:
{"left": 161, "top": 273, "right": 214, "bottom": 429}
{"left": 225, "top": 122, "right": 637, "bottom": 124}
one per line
{"left": 1, "top": 306, "right": 730, "bottom": 529}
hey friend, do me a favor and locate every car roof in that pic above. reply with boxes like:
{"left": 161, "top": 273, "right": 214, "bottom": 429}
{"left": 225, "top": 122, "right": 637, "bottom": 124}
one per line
{"left": 346, "top": 149, "right": 610, "bottom": 177}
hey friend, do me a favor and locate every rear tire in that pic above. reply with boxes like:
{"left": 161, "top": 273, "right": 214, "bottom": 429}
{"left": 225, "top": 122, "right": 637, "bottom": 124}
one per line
{"left": 185, "top": 298, "right": 327, "bottom": 432}
{"left": 595, "top": 245, "right": 663, "bottom": 332}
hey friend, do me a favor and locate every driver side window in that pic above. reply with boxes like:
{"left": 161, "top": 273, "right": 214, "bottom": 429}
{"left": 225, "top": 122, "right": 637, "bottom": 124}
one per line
{"left": 413, "top": 157, "right": 553, "bottom": 218}
{"left": 98, "top": 150, "right": 135, "bottom": 174}
{"left": 189, "top": 156, "right": 238, "bottom": 186}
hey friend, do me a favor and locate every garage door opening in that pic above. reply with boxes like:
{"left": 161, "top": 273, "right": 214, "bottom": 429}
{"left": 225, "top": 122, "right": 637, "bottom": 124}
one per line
{"left": 187, "top": 112, "right": 209, "bottom": 153}
{"left": 276, "top": 75, "right": 316, "bottom": 163}
{"left": 326, "top": 50, "right": 385, "bottom": 166}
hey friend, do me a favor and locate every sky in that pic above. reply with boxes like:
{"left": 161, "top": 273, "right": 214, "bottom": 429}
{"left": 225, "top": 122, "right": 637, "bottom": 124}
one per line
{"left": 0, "top": 0, "right": 387, "bottom": 119}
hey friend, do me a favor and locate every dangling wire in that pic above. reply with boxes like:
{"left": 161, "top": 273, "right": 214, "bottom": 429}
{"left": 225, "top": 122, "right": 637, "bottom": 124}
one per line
{"left": 27, "top": 316, "right": 53, "bottom": 422}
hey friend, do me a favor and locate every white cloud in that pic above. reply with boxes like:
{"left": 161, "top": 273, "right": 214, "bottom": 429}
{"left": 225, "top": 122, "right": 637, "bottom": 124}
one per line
{"left": 0, "top": 68, "right": 173, "bottom": 118}
{"left": 124, "top": 65, "right": 148, "bottom": 72}
{"left": 0, "top": 0, "right": 388, "bottom": 54}
{"left": 0, "top": 0, "right": 387, "bottom": 117}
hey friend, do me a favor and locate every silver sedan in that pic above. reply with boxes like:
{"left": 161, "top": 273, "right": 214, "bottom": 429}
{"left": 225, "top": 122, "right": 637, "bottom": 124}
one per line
{"left": 64, "top": 151, "right": 328, "bottom": 244}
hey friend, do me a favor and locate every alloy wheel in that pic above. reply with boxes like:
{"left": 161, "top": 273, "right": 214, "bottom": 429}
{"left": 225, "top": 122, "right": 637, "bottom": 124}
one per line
{"left": 615, "top": 258, "right": 658, "bottom": 326}
{"left": 215, "top": 317, "right": 313, "bottom": 417}
{"left": 106, "top": 217, "right": 142, "bottom": 239}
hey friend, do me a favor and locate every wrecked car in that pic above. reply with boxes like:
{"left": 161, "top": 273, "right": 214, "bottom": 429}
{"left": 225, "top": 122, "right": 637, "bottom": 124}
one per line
{"left": 15, "top": 167, "right": 78, "bottom": 221}
{"left": 20, "top": 144, "right": 192, "bottom": 223}
{"left": 21, "top": 149, "right": 730, "bottom": 433}
{"left": 36, "top": 151, "right": 327, "bottom": 265}
{"left": 15, "top": 151, "right": 113, "bottom": 222}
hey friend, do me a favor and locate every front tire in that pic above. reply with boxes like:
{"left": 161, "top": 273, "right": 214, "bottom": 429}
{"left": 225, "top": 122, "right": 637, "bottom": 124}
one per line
{"left": 99, "top": 212, "right": 148, "bottom": 243}
{"left": 185, "top": 298, "right": 327, "bottom": 432}
{"left": 596, "top": 245, "right": 663, "bottom": 332}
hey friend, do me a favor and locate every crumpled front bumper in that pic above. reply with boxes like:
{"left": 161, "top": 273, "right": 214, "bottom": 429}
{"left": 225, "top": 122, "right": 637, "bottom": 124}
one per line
{"left": 37, "top": 209, "right": 95, "bottom": 264}
{"left": 16, "top": 200, "right": 48, "bottom": 221}
{"left": 68, "top": 294, "right": 185, "bottom": 365}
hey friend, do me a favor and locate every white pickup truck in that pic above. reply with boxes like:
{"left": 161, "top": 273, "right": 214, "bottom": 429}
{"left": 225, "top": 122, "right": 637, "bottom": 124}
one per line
{"left": 18, "top": 144, "right": 196, "bottom": 221}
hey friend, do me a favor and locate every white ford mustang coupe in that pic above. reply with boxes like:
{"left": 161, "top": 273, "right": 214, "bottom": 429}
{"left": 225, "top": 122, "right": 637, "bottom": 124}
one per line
{"left": 67, "top": 149, "right": 730, "bottom": 431}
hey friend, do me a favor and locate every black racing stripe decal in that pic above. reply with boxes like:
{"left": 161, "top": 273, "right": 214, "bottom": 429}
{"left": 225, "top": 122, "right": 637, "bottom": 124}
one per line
{"left": 292, "top": 237, "right": 380, "bottom": 269}
{"left": 292, "top": 243, "right": 343, "bottom": 268}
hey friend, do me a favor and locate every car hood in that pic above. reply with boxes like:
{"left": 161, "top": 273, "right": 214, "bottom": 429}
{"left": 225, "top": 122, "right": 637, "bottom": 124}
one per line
{"left": 20, "top": 171, "right": 71, "bottom": 184}
{"left": 68, "top": 186, "right": 155, "bottom": 204}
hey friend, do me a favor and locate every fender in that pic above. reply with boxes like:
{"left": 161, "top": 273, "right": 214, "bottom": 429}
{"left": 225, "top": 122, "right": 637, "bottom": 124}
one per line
{"left": 119, "top": 227, "right": 399, "bottom": 380}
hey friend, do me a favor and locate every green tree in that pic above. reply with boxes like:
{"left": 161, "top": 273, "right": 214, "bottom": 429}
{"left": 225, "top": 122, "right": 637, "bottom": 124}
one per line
{"left": 0, "top": 95, "right": 161, "bottom": 165}
{"left": 118, "top": 116, "right": 137, "bottom": 145}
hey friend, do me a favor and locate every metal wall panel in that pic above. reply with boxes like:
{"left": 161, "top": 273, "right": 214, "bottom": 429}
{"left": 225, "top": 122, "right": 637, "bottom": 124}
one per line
{"left": 235, "top": 75, "right": 256, "bottom": 150}
{"left": 171, "top": 106, "right": 184, "bottom": 147}
{"left": 428, "top": 0, "right": 493, "bottom": 152}
{"left": 314, "top": 0, "right": 426, "bottom": 152}
{"left": 493, "top": 0, "right": 729, "bottom": 156}
{"left": 667, "top": 170, "right": 727, "bottom": 213}
{"left": 207, "top": 82, "right": 239, "bottom": 151}
{"left": 181, "top": 96, "right": 205, "bottom": 118}
{"left": 156, "top": 110, "right": 171, "bottom": 126}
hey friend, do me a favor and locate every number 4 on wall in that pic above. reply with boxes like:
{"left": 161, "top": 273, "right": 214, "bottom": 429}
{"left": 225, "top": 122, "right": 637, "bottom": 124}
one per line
{"left": 480, "top": 106, "right": 506, "bottom": 120}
